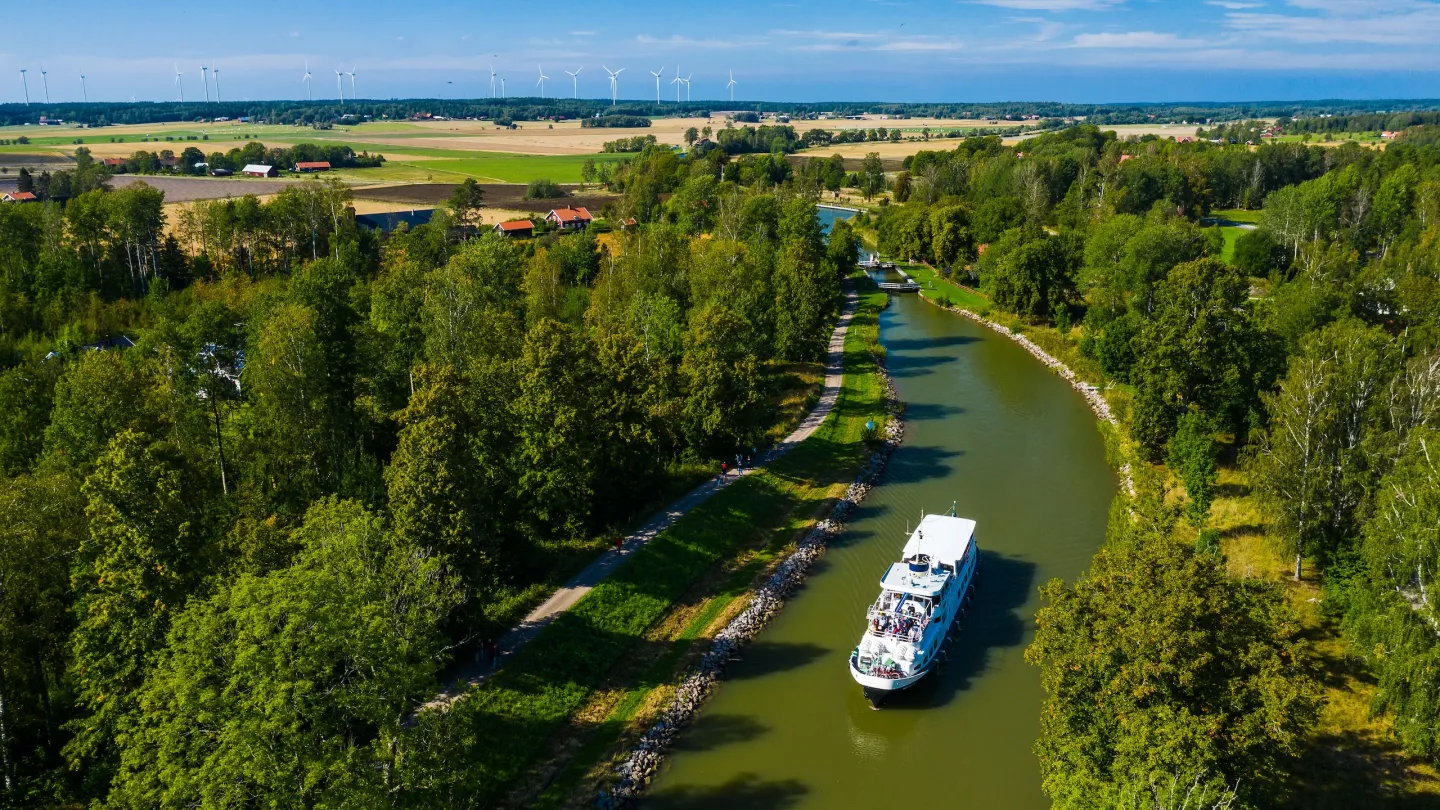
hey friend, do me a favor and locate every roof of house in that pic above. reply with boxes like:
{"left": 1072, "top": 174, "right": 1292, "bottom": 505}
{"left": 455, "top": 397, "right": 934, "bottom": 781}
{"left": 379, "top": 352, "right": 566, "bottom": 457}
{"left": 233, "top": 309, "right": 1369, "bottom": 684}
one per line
{"left": 495, "top": 219, "right": 534, "bottom": 232}
{"left": 547, "top": 206, "right": 593, "bottom": 223}
{"left": 3, "top": 191, "right": 37, "bottom": 201}
{"left": 242, "top": 164, "right": 274, "bottom": 173}
{"left": 102, "top": 158, "right": 126, "bottom": 166}
{"left": 296, "top": 161, "right": 331, "bottom": 169}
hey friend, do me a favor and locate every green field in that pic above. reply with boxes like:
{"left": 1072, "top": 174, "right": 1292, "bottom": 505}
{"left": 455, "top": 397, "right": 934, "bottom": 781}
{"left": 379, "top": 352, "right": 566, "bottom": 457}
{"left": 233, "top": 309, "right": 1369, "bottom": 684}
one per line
{"left": 401, "top": 153, "right": 625, "bottom": 184}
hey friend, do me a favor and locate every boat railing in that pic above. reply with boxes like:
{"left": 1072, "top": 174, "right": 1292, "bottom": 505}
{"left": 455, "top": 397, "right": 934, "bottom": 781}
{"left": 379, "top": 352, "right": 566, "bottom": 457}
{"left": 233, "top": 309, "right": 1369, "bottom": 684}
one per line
{"left": 866, "top": 611, "right": 929, "bottom": 641}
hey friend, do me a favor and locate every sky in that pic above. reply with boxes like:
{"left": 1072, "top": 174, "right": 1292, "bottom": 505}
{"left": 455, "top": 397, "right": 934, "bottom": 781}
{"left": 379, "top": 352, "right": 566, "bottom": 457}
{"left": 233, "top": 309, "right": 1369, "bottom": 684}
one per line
{"left": 4, "top": 0, "right": 1440, "bottom": 105}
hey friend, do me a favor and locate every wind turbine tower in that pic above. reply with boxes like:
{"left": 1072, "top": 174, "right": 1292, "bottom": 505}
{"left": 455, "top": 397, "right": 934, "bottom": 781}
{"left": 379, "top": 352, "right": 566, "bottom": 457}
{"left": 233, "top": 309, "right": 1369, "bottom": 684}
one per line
{"left": 212, "top": 67, "right": 221, "bottom": 103}
{"left": 537, "top": 65, "right": 549, "bottom": 99}
{"left": 80, "top": 74, "right": 88, "bottom": 103}
{"left": 603, "top": 66, "right": 624, "bottom": 105}
{"left": 348, "top": 65, "right": 357, "bottom": 99}
{"left": 671, "top": 65, "right": 683, "bottom": 103}
{"left": 200, "top": 64, "right": 211, "bottom": 103}
{"left": 19, "top": 69, "right": 28, "bottom": 105}
{"left": 40, "top": 65, "right": 50, "bottom": 103}
{"left": 302, "top": 60, "right": 312, "bottom": 101}
{"left": 174, "top": 64, "right": 184, "bottom": 102}
{"left": 565, "top": 66, "right": 583, "bottom": 99}
{"left": 684, "top": 72, "right": 693, "bottom": 102}
{"left": 727, "top": 69, "right": 737, "bottom": 103}
{"left": 489, "top": 64, "right": 498, "bottom": 98}
{"left": 649, "top": 66, "right": 663, "bottom": 103}
{"left": 335, "top": 69, "right": 344, "bottom": 103}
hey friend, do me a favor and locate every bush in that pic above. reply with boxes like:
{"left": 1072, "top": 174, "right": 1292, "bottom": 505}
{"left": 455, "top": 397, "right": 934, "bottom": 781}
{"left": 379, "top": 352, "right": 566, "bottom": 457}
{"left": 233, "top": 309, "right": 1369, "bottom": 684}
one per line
{"left": 524, "top": 178, "right": 563, "bottom": 200}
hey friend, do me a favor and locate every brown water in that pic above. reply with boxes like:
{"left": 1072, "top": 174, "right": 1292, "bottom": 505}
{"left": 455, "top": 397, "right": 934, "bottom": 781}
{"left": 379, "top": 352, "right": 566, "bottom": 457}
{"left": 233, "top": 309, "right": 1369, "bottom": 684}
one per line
{"left": 642, "top": 293, "right": 1116, "bottom": 810}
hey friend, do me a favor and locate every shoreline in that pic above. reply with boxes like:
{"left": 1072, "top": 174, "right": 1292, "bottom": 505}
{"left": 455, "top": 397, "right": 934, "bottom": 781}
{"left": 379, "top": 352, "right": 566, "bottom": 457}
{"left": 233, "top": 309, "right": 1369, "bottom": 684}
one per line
{"left": 913, "top": 291, "right": 1135, "bottom": 496}
{"left": 597, "top": 300, "right": 904, "bottom": 808}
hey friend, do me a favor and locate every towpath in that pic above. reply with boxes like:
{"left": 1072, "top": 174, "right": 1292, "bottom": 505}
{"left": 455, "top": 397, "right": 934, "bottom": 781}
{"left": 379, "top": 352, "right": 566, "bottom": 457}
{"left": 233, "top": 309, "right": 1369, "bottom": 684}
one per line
{"left": 425, "top": 288, "right": 859, "bottom": 709}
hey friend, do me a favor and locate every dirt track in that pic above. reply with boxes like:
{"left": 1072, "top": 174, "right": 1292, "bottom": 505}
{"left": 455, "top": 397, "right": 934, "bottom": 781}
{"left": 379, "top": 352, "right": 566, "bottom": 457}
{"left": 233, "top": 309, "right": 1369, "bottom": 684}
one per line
{"left": 110, "top": 174, "right": 310, "bottom": 202}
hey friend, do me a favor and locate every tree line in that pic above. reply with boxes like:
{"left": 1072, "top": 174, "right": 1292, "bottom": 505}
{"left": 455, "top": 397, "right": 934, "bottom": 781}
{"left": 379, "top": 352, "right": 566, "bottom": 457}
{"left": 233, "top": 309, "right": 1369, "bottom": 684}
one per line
{"left": 11, "top": 98, "right": 1439, "bottom": 128}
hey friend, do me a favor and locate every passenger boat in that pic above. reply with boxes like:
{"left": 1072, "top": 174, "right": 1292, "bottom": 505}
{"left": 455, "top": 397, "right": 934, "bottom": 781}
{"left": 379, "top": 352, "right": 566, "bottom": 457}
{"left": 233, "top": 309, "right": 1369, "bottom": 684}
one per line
{"left": 848, "top": 506, "right": 979, "bottom": 707}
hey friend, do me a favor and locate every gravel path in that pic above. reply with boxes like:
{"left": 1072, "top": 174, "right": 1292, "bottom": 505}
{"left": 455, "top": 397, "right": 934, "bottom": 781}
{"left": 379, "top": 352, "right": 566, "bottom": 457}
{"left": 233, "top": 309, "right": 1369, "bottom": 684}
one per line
{"left": 424, "top": 289, "right": 860, "bottom": 711}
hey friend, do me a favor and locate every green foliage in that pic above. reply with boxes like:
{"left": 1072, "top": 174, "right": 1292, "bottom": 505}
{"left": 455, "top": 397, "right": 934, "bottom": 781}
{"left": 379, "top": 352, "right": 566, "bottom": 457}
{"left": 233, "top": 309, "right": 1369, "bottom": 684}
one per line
{"left": 1248, "top": 320, "right": 1398, "bottom": 579}
{"left": 978, "top": 225, "right": 1081, "bottom": 319}
{"left": 1344, "top": 428, "right": 1440, "bottom": 763}
{"left": 106, "top": 497, "right": 462, "bottom": 808}
{"left": 1168, "top": 411, "right": 1220, "bottom": 525}
{"left": 1028, "top": 488, "right": 1321, "bottom": 809}
{"left": 1130, "top": 259, "right": 1276, "bottom": 459}
{"left": 524, "top": 177, "right": 564, "bottom": 200}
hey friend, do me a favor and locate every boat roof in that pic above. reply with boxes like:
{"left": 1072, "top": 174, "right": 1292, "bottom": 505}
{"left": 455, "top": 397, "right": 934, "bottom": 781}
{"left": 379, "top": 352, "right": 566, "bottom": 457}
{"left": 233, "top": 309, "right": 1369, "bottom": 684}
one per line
{"left": 901, "top": 514, "right": 976, "bottom": 566}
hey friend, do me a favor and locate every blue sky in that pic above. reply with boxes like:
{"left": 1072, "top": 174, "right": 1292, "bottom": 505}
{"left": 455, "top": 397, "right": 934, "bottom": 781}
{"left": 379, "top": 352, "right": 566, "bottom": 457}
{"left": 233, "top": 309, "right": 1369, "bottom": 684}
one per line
{"left": 4, "top": 0, "right": 1439, "bottom": 104}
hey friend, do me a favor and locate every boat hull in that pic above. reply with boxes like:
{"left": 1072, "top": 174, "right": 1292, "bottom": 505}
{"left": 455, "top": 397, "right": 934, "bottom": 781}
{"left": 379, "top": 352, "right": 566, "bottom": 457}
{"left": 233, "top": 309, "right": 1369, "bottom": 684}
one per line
{"left": 850, "top": 659, "right": 931, "bottom": 706}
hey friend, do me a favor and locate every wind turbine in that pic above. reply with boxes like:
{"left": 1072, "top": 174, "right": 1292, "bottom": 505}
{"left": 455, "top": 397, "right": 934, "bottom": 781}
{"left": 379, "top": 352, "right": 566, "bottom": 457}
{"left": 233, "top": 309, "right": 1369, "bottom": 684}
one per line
{"left": 302, "top": 60, "right": 312, "bottom": 101}
{"left": 565, "top": 66, "right": 583, "bottom": 99}
{"left": 335, "top": 68, "right": 344, "bottom": 103}
{"left": 40, "top": 65, "right": 50, "bottom": 103}
{"left": 501, "top": 77, "right": 506, "bottom": 98}
{"left": 200, "top": 64, "right": 210, "bottom": 102}
{"left": 212, "top": 66, "right": 221, "bottom": 103}
{"left": 19, "top": 69, "right": 28, "bottom": 105}
{"left": 670, "top": 65, "right": 683, "bottom": 103}
{"left": 727, "top": 69, "right": 737, "bottom": 103}
{"left": 536, "top": 65, "right": 548, "bottom": 99}
{"left": 649, "top": 66, "right": 663, "bottom": 103}
{"left": 684, "top": 72, "right": 693, "bottom": 102}
{"left": 80, "top": 74, "right": 88, "bottom": 103}
{"left": 347, "top": 65, "right": 357, "bottom": 99}
{"left": 174, "top": 64, "right": 184, "bottom": 102}
{"left": 603, "top": 65, "right": 623, "bottom": 105}
{"left": 489, "top": 64, "right": 498, "bottom": 98}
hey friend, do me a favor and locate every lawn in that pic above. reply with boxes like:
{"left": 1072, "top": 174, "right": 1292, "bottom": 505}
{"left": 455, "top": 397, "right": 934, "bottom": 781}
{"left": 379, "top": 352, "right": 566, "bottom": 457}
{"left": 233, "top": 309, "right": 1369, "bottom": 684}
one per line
{"left": 401, "top": 153, "right": 625, "bottom": 184}
{"left": 904, "top": 262, "right": 993, "bottom": 312}
{"left": 399, "top": 282, "right": 890, "bottom": 806}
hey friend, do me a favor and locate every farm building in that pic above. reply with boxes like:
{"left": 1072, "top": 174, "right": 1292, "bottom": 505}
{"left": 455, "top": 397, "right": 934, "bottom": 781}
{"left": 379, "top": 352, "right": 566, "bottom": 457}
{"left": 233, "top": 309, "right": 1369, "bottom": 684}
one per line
{"left": 494, "top": 220, "right": 535, "bottom": 238}
{"left": 1, "top": 191, "right": 38, "bottom": 203}
{"left": 242, "top": 164, "right": 278, "bottom": 177}
{"left": 102, "top": 157, "right": 127, "bottom": 171}
{"left": 546, "top": 207, "right": 593, "bottom": 231}
{"left": 295, "top": 161, "right": 331, "bottom": 172}
{"left": 618, "top": 217, "right": 638, "bottom": 231}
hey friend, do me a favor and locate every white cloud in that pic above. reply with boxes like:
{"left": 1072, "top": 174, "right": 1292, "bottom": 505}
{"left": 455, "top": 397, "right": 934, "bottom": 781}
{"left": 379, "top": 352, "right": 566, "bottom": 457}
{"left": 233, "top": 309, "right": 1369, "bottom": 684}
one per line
{"left": 1223, "top": 0, "right": 1440, "bottom": 44}
{"left": 1204, "top": 1, "right": 1261, "bottom": 8}
{"left": 1072, "top": 31, "right": 1210, "bottom": 48}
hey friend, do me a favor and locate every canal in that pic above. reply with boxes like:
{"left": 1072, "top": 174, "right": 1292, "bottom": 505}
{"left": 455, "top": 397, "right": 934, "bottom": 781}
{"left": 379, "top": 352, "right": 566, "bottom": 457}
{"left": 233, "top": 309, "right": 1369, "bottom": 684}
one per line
{"left": 641, "top": 284, "right": 1117, "bottom": 808}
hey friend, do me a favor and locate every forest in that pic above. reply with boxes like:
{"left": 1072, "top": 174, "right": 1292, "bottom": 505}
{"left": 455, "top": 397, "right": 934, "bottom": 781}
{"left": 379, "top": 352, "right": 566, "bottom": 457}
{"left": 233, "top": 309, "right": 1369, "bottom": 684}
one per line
{"left": 5, "top": 112, "right": 1440, "bottom": 806}
{"left": 0, "top": 139, "right": 855, "bottom": 805}
{"left": 872, "top": 123, "right": 1440, "bottom": 806}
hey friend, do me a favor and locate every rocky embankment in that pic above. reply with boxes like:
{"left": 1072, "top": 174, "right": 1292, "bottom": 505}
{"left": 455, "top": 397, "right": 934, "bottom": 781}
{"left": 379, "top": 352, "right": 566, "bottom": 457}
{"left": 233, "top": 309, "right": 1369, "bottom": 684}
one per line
{"left": 924, "top": 295, "right": 1135, "bottom": 495}
{"left": 597, "top": 358, "right": 904, "bottom": 808}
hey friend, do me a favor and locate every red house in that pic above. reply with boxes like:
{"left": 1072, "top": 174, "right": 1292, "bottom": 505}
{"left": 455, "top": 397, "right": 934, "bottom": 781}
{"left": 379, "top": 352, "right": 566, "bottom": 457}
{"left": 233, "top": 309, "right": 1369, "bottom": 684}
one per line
{"left": 1, "top": 191, "right": 38, "bottom": 203}
{"left": 546, "top": 206, "right": 593, "bottom": 231}
{"left": 494, "top": 219, "right": 534, "bottom": 238}
{"left": 295, "top": 161, "right": 332, "bottom": 172}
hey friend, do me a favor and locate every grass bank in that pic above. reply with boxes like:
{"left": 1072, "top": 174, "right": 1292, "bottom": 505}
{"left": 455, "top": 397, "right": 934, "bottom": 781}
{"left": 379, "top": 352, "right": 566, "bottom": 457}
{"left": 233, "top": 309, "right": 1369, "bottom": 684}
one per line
{"left": 403, "top": 281, "right": 891, "bottom": 807}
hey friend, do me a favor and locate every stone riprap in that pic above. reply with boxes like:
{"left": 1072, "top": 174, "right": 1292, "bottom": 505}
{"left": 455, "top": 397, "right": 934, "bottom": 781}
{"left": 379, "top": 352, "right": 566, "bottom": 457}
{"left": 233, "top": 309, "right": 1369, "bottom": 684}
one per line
{"left": 598, "top": 356, "right": 904, "bottom": 808}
